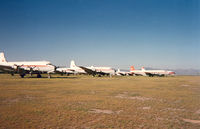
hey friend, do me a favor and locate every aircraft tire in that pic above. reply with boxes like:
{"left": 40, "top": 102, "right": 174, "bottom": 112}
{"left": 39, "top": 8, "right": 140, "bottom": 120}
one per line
{"left": 37, "top": 74, "right": 42, "bottom": 78}
{"left": 20, "top": 74, "right": 25, "bottom": 78}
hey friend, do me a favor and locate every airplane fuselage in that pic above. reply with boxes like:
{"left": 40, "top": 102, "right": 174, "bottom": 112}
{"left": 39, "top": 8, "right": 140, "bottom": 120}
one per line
{"left": 1, "top": 61, "right": 55, "bottom": 73}
{"left": 130, "top": 69, "right": 175, "bottom": 76}
{"left": 88, "top": 66, "right": 115, "bottom": 75}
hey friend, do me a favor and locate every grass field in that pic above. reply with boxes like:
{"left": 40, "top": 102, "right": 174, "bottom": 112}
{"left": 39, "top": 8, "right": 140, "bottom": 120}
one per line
{"left": 0, "top": 74, "right": 200, "bottom": 128}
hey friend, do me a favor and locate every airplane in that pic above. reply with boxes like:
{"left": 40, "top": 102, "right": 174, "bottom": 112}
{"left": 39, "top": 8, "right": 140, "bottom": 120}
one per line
{"left": 0, "top": 52, "right": 57, "bottom": 78}
{"left": 70, "top": 60, "right": 115, "bottom": 77}
{"left": 130, "top": 66, "right": 175, "bottom": 77}
{"left": 56, "top": 64, "right": 75, "bottom": 76}
{"left": 116, "top": 69, "right": 128, "bottom": 76}
{"left": 129, "top": 66, "right": 146, "bottom": 76}
{"left": 69, "top": 60, "right": 87, "bottom": 74}
{"left": 56, "top": 67, "right": 74, "bottom": 75}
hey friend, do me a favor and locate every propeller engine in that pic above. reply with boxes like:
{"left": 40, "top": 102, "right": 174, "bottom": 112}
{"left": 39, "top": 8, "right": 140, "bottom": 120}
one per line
{"left": 13, "top": 64, "right": 26, "bottom": 78}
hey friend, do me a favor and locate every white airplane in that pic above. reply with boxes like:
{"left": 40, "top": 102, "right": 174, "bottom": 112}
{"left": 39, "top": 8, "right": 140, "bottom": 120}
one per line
{"left": 70, "top": 60, "right": 115, "bottom": 76}
{"left": 130, "top": 66, "right": 175, "bottom": 77}
{"left": 69, "top": 60, "right": 86, "bottom": 74}
{"left": 56, "top": 62, "right": 76, "bottom": 76}
{"left": 0, "top": 52, "right": 56, "bottom": 78}
{"left": 116, "top": 69, "right": 129, "bottom": 76}
{"left": 129, "top": 66, "right": 146, "bottom": 76}
{"left": 56, "top": 67, "right": 74, "bottom": 75}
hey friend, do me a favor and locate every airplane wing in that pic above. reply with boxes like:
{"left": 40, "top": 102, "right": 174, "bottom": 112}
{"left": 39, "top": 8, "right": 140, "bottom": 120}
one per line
{"left": 118, "top": 72, "right": 126, "bottom": 76}
{"left": 0, "top": 64, "right": 40, "bottom": 74}
{"left": 79, "top": 66, "right": 109, "bottom": 76}
{"left": 134, "top": 73, "right": 143, "bottom": 76}
{"left": 0, "top": 64, "right": 15, "bottom": 72}
{"left": 130, "top": 72, "right": 143, "bottom": 76}
{"left": 145, "top": 72, "right": 164, "bottom": 77}
{"left": 79, "top": 66, "right": 96, "bottom": 75}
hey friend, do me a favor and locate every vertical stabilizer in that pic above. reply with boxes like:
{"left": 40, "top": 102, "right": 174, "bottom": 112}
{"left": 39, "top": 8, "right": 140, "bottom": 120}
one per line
{"left": 117, "top": 69, "right": 120, "bottom": 72}
{"left": 130, "top": 66, "right": 135, "bottom": 71}
{"left": 0, "top": 52, "right": 7, "bottom": 63}
{"left": 70, "top": 60, "right": 77, "bottom": 68}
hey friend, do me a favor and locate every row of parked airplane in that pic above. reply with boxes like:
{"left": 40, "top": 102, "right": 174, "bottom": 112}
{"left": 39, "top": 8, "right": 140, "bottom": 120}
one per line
{"left": 0, "top": 52, "right": 175, "bottom": 78}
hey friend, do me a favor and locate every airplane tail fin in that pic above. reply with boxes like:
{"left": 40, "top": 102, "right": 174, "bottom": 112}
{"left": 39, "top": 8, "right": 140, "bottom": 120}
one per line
{"left": 130, "top": 66, "right": 135, "bottom": 71}
{"left": 0, "top": 52, "right": 7, "bottom": 63}
{"left": 141, "top": 67, "right": 145, "bottom": 71}
{"left": 70, "top": 60, "right": 77, "bottom": 68}
{"left": 117, "top": 69, "right": 120, "bottom": 72}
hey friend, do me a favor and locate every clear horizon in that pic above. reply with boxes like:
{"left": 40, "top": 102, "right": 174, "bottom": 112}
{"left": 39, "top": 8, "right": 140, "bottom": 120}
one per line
{"left": 0, "top": 0, "right": 199, "bottom": 70}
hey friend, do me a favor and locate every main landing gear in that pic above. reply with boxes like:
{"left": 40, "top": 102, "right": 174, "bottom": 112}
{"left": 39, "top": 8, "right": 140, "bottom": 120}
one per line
{"left": 47, "top": 73, "right": 51, "bottom": 78}
{"left": 37, "top": 74, "right": 42, "bottom": 78}
{"left": 20, "top": 73, "right": 26, "bottom": 78}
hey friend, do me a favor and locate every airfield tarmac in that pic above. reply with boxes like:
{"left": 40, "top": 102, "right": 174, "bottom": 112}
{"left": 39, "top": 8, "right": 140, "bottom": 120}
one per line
{"left": 0, "top": 74, "right": 200, "bottom": 128}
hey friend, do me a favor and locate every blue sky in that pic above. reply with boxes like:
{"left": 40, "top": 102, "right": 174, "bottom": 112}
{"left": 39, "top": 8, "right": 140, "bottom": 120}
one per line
{"left": 0, "top": 0, "right": 199, "bottom": 69}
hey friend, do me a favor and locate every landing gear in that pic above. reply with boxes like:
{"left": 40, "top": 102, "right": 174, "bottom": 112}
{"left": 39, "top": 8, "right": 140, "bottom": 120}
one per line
{"left": 48, "top": 73, "right": 51, "bottom": 79}
{"left": 11, "top": 72, "right": 14, "bottom": 76}
{"left": 20, "top": 73, "right": 25, "bottom": 78}
{"left": 37, "top": 74, "right": 42, "bottom": 78}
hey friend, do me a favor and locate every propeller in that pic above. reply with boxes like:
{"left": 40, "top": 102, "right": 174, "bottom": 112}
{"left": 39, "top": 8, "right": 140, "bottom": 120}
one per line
{"left": 13, "top": 64, "right": 24, "bottom": 73}
{"left": 13, "top": 64, "right": 26, "bottom": 77}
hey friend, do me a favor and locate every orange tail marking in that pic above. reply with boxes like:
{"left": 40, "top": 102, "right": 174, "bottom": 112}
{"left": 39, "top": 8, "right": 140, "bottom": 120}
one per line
{"left": 130, "top": 66, "right": 135, "bottom": 71}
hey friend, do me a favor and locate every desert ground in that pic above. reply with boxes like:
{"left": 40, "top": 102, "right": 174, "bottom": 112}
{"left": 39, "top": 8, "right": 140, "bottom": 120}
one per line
{"left": 0, "top": 74, "right": 200, "bottom": 128}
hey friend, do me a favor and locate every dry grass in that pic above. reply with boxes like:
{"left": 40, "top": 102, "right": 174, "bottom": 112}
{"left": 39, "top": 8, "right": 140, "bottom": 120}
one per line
{"left": 0, "top": 74, "right": 200, "bottom": 128}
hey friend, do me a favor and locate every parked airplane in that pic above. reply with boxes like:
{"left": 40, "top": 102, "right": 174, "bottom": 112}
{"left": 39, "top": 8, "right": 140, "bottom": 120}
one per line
{"left": 129, "top": 66, "right": 146, "bottom": 76}
{"left": 116, "top": 69, "right": 128, "bottom": 76}
{"left": 69, "top": 60, "right": 86, "bottom": 74}
{"left": 70, "top": 60, "right": 115, "bottom": 76}
{"left": 0, "top": 52, "right": 56, "bottom": 78}
{"left": 130, "top": 66, "right": 175, "bottom": 77}
{"left": 56, "top": 66, "right": 75, "bottom": 76}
